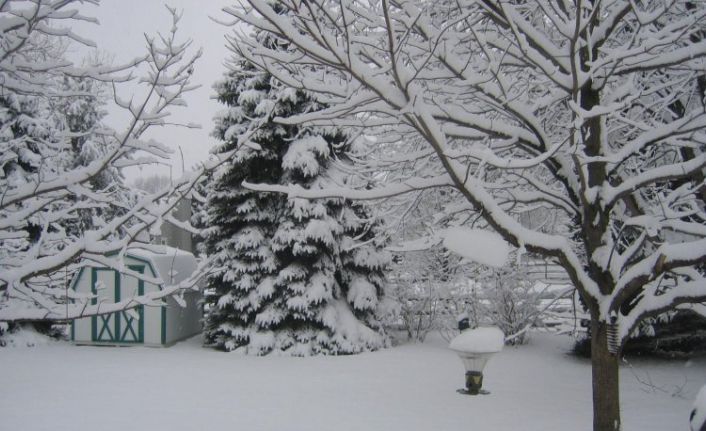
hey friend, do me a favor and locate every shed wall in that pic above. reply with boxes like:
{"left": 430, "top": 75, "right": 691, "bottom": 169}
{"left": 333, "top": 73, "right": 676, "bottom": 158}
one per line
{"left": 72, "top": 257, "right": 161, "bottom": 346}
{"left": 72, "top": 268, "right": 91, "bottom": 342}
{"left": 71, "top": 252, "right": 202, "bottom": 347}
{"left": 164, "top": 291, "right": 202, "bottom": 344}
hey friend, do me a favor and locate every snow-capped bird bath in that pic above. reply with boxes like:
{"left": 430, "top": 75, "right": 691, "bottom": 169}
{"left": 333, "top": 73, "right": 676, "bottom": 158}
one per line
{"left": 449, "top": 327, "right": 504, "bottom": 395}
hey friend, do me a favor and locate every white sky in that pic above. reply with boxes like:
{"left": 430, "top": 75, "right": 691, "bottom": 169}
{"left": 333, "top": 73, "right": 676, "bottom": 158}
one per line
{"left": 72, "top": 0, "right": 236, "bottom": 180}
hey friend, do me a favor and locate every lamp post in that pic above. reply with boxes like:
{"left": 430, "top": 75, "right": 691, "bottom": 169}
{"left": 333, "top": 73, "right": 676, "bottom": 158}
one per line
{"left": 449, "top": 327, "right": 504, "bottom": 395}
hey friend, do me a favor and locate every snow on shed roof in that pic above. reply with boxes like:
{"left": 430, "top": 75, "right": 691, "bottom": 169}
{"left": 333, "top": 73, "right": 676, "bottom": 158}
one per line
{"left": 127, "top": 246, "right": 198, "bottom": 286}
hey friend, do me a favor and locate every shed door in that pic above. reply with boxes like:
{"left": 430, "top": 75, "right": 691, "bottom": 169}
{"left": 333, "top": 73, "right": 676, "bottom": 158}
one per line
{"left": 91, "top": 266, "right": 145, "bottom": 343}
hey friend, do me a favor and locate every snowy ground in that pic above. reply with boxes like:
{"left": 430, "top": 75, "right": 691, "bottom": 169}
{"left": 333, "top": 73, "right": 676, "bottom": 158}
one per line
{"left": 1, "top": 332, "right": 703, "bottom": 431}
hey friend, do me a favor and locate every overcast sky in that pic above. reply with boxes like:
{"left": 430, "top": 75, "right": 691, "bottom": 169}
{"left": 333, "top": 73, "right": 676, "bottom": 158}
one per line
{"left": 73, "top": 0, "right": 236, "bottom": 180}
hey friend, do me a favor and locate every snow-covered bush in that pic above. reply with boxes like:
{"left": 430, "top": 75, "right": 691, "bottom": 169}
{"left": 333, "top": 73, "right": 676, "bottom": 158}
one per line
{"left": 389, "top": 243, "right": 571, "bottom": 345}
{"left": 390, "top": 278, "right": 474, "bottom": 343}
{"left": 387, "top": 236, "right": 475, "bottom": 342}
{"left": 0, "top": 322, "right": 65, "bottom": 348}
{"left": 575, "top": 309, "right": 706, "bottom": 359}
{"left": 471, "top": 264, "right": 543, "bottom": 345}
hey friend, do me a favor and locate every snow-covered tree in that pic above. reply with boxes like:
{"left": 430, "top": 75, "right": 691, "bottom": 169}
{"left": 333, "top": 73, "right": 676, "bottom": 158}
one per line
{"left": 202, "top": 41, "right": 389, "bottom": 355}
{"left": 223, "top": 1, "right": 706, "bottom": 429}
{"left": 0, "top": 1, "right": 205, "bottom": 323}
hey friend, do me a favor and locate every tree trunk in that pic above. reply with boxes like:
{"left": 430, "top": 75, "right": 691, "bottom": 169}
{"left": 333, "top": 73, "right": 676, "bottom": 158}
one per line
{"left": 591, "top": 318, "right": 621, "bottom": 431}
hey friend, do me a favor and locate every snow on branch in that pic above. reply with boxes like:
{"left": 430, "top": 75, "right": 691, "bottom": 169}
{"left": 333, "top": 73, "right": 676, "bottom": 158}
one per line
{"left": 224, "top": 0, "right": 706, "bottom": 335}
{"left": 0, "top": 4, "right": 213, "bottom": 322}
{"left": 243, "top": 175, "right": 455, "bottom": 200}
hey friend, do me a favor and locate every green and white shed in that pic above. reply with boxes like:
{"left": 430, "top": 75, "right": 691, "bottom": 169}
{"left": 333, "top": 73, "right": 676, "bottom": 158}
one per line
{"left": 71, "top": 247, "right": 202, "bottom": 347}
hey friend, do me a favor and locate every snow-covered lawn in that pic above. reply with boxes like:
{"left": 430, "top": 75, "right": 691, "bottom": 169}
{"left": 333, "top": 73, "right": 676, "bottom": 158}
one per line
{"left": 1, "top": 333, "right": 703, "bottom": 431}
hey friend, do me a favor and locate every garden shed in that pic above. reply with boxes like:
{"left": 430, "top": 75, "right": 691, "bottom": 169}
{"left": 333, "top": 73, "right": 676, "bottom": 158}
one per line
{"left": 71, "top": 246, "right": 202, "bottom": 347}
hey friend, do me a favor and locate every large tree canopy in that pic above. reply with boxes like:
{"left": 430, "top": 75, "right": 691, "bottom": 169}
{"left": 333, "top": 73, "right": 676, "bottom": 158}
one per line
{"left": 223, "top": 1, "right": 706, "bottom": 429}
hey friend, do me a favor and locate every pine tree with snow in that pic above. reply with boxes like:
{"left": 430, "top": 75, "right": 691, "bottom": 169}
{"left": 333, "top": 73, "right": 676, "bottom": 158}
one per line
{"left": 202, "top": 47, "right": 389, "bottom": 355}
{"left": 0, "top": 92, "right": 64, "bottom": 249}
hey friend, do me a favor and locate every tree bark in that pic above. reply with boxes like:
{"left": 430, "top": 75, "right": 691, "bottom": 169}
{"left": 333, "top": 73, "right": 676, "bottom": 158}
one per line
{"left": 591, "top": 318, "right": 621, "bottom": 431}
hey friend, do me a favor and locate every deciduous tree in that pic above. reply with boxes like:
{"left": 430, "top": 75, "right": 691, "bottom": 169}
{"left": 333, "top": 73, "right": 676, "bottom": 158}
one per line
{"left": 0, "top": 1, "right": 204, "bottom": 323}
{"left": 224, "top": 1, "right": 706, "bottom": 429}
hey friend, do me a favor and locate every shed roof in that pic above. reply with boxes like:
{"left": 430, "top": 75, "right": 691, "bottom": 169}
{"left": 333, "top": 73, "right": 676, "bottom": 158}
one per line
{"left": 127, "top": 246, "right": 198, "bottom": 286}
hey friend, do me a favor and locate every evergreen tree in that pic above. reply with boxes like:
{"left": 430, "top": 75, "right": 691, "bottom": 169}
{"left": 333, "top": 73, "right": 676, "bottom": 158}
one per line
{"left": 202, "top": 52, "right": 389, "bottom": 356}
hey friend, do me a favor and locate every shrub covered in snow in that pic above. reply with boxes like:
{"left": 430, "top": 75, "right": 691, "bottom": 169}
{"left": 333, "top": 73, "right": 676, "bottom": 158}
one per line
{"left": 389, "top": 243, "right": 571, "bottom": 345}
{"left": 0, "top": 323, "right": 64, "bottom": 348}
{"left": 472, "top": 263, "right": 544, "bottom": 345}
{"left": 573, "top": 309, "right": 706, "bottom": 360}
{"left": 387, "top": 242, "right": 473, "bottom": 342}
